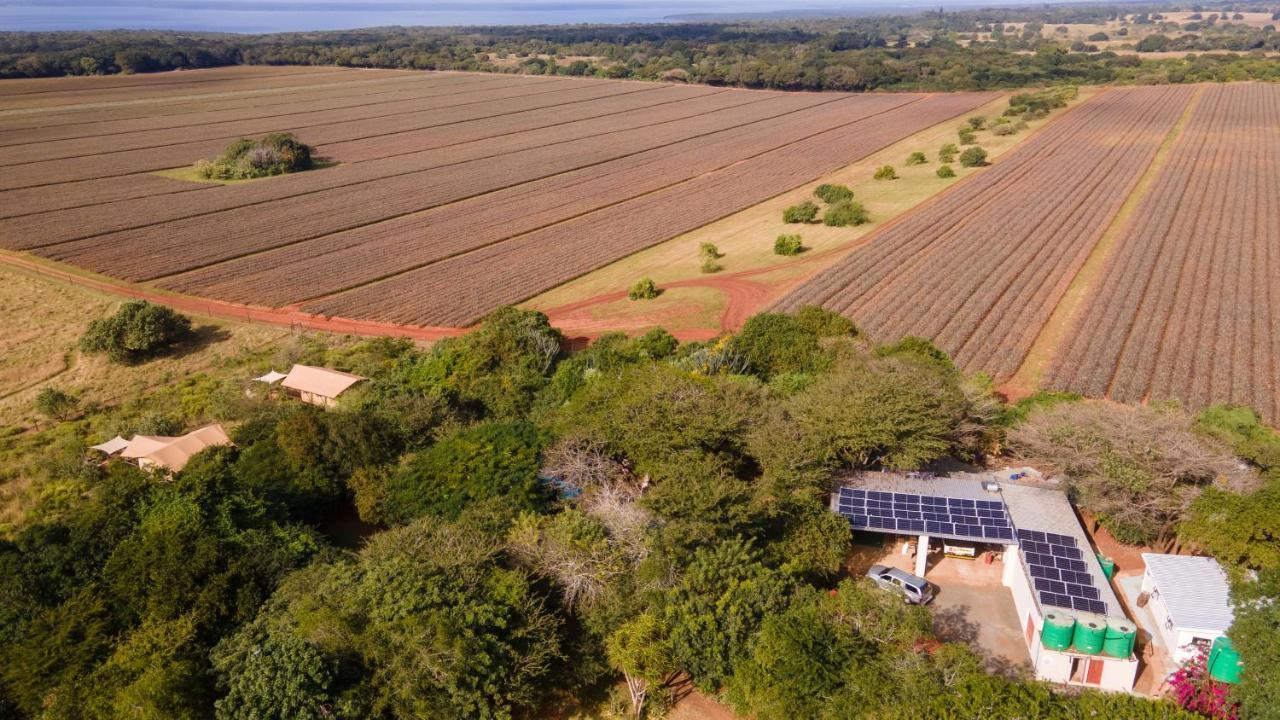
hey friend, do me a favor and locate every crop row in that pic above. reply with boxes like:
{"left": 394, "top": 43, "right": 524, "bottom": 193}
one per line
{"left": 0, "top": 82, "right": 705, "bottom": 218}
{"left": 159, "top": 93, "right": 921, "bottom": 304}
{"left": 0, "top": 68, "right": 436, "bottom": 137}
{"left": 0, "top": 76, "right": 637, "bottom": 188}
{"left": 0, "top": 71, "right": 517, "bottom": 159}
{"left": 771, "top": 86, "right": 1193, "bottom": 379}
{"left": 0, "top": 66, "right": 381, "bottom": 112}
{"left": 31, "top": 91, "right": 853, "bottom": 276}
{"left": 1047, "top": 83, "right": 1280, "bottom": 421}
{"left": 0, "top": 64, "right": 340, "bottom": 98}
{"left": 304, "top": 93, "right": 995, "bottom": 326}
{"left": 0, "top": 85, "right": 745, "bottom": 231}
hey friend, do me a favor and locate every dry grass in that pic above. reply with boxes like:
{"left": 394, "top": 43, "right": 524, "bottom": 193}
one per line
{"left": 0, "top": 264, "right": 291, "bottom": 429}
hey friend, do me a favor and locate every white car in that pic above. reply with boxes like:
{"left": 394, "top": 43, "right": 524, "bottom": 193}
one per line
{"left": 865, "top": 565, "right": 935, "bottom": 605}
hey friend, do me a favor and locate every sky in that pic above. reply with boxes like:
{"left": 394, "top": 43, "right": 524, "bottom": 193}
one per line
{"left": 0, "top": 0, "right": 1059, "bottom": 33}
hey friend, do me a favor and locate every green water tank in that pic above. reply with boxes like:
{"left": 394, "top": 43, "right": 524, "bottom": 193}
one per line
{"left": 1208, "top": 636, "right": 1243, "bottom": 684}
{"left": 1102, "top": 618, "right": 1137, "bottom": 658}
{"left": 1096, "top": 554, "right": 1116, "bottom": 579}
{"left": 1072, "top": 613, "right": 1106, "bottom": 655}
{"left": 1041, "top": 611, "right": 1075, "bottom": 651}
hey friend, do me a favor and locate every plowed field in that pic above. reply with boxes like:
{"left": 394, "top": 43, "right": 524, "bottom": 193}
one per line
{"left": 0, "top": 65, "right": 993, "bottom": 328}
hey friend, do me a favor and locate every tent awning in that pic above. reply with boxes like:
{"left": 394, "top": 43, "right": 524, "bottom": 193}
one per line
{"left": 253, "top": 370, "right": 288, "bottom": 384}
{"left": 89, "top": 436, "right": 130, "bottom": 455}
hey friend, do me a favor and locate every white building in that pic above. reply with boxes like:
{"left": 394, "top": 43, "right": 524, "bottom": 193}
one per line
{"left": 1139, "top": 553, "right": 1234, "bottom": 664}
{"left": 831, "top": 471, "right": 1139, "bottom": 693}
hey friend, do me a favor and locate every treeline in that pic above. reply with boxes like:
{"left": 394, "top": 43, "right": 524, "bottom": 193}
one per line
{"left": 2, "top": 304, "right": 1278, "bottom": 718}
{"left": 3, "top": 6, "right": 1280, "bottom": 89}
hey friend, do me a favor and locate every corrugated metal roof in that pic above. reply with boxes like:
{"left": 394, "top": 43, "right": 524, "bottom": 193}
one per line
{"left": 1142, "top": 553, "right": 1234, "bottom": 633}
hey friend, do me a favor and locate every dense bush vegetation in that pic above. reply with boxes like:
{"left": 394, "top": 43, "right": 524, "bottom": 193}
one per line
{"left": 195, "top": 133, "right": 314, "bottom": 180}
{"left": 959, "top": 146, "right": 989, "bottom": 167}
{"left": 822, "top": 199, "right": 870, "bottom": 227}
{"left": 79, "top": 300, "right": 193, "bottom": 363}
{"left": 774, "top": 234, "right": 804, "bottom": 255}
{"left": 782, "top": 201, "right": 820, "bottom": 224}
{"left": 627, "top": 278, "right": 660, "bottom": 300}
{"left": 814, "top": 183, "right": 854, "bottom": 204}
{"left": 4, "top": 301, "right": 1279, "bottom": 718}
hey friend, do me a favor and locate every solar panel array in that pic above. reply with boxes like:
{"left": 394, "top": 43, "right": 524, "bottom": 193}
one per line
{"left": 1017, "top": 529, "right": 1107, "bottom": 615}
{"left": 835, "top": 488, "right": 1016, "bottom": 543}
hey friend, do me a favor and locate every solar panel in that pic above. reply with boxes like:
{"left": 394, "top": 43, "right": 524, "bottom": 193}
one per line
{"left": 834, "top": 488, "right": 1013, "bottom": 544}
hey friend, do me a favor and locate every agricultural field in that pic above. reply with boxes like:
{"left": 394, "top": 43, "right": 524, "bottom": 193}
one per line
{"left": 1047, "top": 83, "right": 1280, "bottom": 421}
{"left": 0, "top": 65, "right": 994, "bottom": 328}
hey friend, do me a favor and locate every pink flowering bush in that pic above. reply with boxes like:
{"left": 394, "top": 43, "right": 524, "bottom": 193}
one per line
{"left": 1168, "top": 649, "right": 1238, "bottom": 719}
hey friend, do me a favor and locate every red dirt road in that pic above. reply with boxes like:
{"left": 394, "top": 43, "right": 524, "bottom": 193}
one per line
{"left": 0, "top": 252, "right": 464, "bottom": 342}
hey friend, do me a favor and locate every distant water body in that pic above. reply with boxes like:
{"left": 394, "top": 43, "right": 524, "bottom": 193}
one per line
{"left": 0, "top": 0, "right": 893, "bottom": 33}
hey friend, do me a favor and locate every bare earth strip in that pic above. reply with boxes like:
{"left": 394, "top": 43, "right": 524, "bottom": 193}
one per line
{"left": 771, "top": 86, "right": 1193, "bottom": 380}
{"left": 1046, "top": 83, "right": 1280, "bottom": 422}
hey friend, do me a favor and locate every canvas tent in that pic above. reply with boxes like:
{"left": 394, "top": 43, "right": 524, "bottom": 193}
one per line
{"left": 89, "top": 436, "right": 131, "bottom": 456}
{"left": 114, "top": 424, "right": 232, "bottom": 473}
{"left": 253, "top": 370, "right": 288, "bottom": 384}
{"left": 280, "top": 364, "right": 365, "bottom": 407}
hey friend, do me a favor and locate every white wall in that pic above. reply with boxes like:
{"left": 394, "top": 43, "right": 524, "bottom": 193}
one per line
{"left": 1142, "top": 568, "right": 1225, "bottom": 664}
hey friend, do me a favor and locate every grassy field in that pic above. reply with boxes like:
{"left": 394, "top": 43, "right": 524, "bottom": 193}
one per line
{"left": 525, "top": 89, "right": 1096, "bottom": 337}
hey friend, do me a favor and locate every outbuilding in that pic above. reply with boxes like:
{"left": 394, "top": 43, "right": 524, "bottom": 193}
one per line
{"left": 275, "top": 364, "right": 366, "bottom": 407}
{"left": 1139, "top": 553, "right": 1235, "bottom": 664}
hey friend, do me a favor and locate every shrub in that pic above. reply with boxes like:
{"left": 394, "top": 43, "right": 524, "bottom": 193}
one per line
{"left": 938, "top": 142, "right": 959, "bottom": 163}
{"left": 905, "top": 151, "right": 927, "bottom": 166}
{"left": 813, "top": 183, "right": 854, "bottom": 204}
{"left": 936, "top": 165, "right": 956, "bottom": 178}
{"left": 782, "top": 201, "right": 820, "bottom": 224}
{"left": 822, "top": 200, "right": 869, "bottom": 227}
{"left": 957, "top": 127, "right": 977, "bottom": 145}
{"left": 699, "top": 242, "right": 722, "bottom": 260}
{"left": 1006, "top": 86, "right": 1077, "bottom": 118}
{"left": 774, "top": 234, "right": 804, "bottom": 256}
{"left": 959, "top": 146, "right": 989, "bottom": 167}
{"left": 872, "top": 165, "right": 897, "bottom": 180}
{"left": 628, "top": 278, "right": 660, "bottom": 300}
{"left": 80, "top": 300, "right": 193, "bottom": 363}
{"left": 966, "top": 115, "right": 987, "bottom": 130}
{"left": 701, "top": 258, "right": 723, "bottom": 274}
{"left": 194, "top": 132, "right": 314, "bottom": 180}
{"left": 35, "top": 387, "right": 78, "bottom": 421}
{"left": 992, "top": 123, "right": 1017, "bottom": 136}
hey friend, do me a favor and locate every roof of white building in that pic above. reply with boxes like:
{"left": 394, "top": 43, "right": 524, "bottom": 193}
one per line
{"left": 1142, "top": 553, "right": 1235, "bottom": 633}
{"left": 281, "top": 364, "right": 365, "bottom": 399}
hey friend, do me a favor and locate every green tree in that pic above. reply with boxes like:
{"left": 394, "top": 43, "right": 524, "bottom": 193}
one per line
{"left": 664, "top": 538, "right": 791, "bottom": 691}
{"left": 813, "top": 183, "right": 854, "bottom": 204}
{"left": 822, "top": 200, "right": 869, "bottom": 227}
{"left": 958, "top": 127, "right": 977, "bottom": 144}
{"left": 629, "top": 278, "right": 660, "bottom": 300}
{"left": 774, "top": 233, "right": 804, "bottom": 255}
{"left": 80, "top": 301, "right": 193, "bottom": 363}
{"left": 959, "top": 146, "right": 988, "bottom": 167}
{"left": 873, "top": 165, "right": 897, "bottom": 180}
{"left": 607, "top": 612, "right": 675, "bottom": 718}
{"left": 936, "top": 164, "right": 956, "bottom": 178}
{"left": 212, "top": 626, "right": 334, "bottom": 720}
{"left": 782, "top": 201, "right": 820, "bottom": 224}
{"left": 730, "top": 312, "right": 826, "bottom": 380}
{"left": 938, "top": 142, "right": 959, "bottom": 162}
{"left": 379, "top": 420, "right": 547, "bottom": 524}
{"left": 905, "top": 151, "right": 927, "bottom": 165}
{"left": 35, "top": 387, "right": 78, "bottom": 421}
{"left": 1230, "top": 569, "right": 1280, "bottom": 719}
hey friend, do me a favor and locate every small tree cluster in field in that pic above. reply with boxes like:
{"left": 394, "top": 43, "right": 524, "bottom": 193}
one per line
{"left": 699, "top": 242, "right": 723, "bottom": 273}
{"left": 628, "top": 278, "right": 660, "bottom": 300}
{"left": 959, "top": 146, "right": 989, "bottom": 167}
{"left": 938, "top": 142, "right": 958, "bottom": 163}
{"left": 774, "top": 234, "right": 804, "bottom": 256}
{"left": 814, "top": 183, "right": 854, "bottom": 204}
{"left": 1006, "top": 86, "right": 1078, "bottom": 119}
{"left": 905, "top": 151, "right": 927, "bottom": 165}
{"left": 823, "top": 200, "right": 869, "bottom": 227}
{"left": 195, "top": 132, "right": 314, "bottom": 180}
{"left": 873, "top": 165, "right": 897, "bottom": 180}
{"left": 966, "top": 115, "right": 987, "bottom": 130}
{"left": 957, "top": 127, "right": 977, "bottom": 145}
{"left": 782, "top": 200, "right": 820, "bottom": 224}
{"left": 992, "top": 123, "right": 1018, "bottom": 136}
{"left": 936, "top": 165, "right": 956, "bottom": 178}
{"left": 80, "top": 300, "right": 193, "bottom": 363}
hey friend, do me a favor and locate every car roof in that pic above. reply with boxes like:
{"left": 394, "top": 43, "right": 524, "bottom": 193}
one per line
{"left": 885, "top": 568, "right": 923, "bottom": 583}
